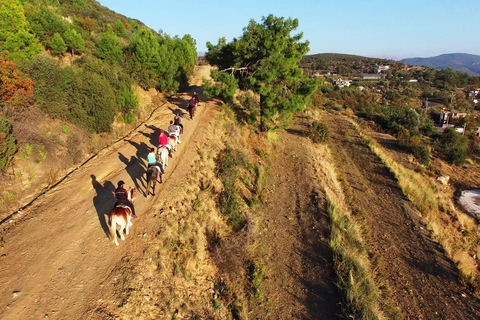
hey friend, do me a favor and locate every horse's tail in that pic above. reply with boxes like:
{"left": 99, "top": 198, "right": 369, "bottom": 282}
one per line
{"left": 109, "top": 210, "right": 117, "bottom": 244}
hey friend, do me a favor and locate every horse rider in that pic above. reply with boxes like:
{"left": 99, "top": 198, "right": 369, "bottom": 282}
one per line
{"left": 114, "top": 180, "right": 136, "bottom": 218}
{"left": 174, "top": 115, "right": 184, "bottom": 134}
{"left": 147, "top": 147, "right": 164, "bottom": 180}
{"left": 187, "top": 95, "right": 197, "bottom": 119}
{"left": 168, "top": 120, "right": 181, "bottom": 143}
{"left": 193, "top": 91, "right": 199, "bottom": 106}
{"left": 158, "top": 128, "right": 172, "bottom": 156}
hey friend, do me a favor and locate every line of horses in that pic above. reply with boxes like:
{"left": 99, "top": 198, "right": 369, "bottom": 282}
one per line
{"left": 109, "top": 125, "right": 182, "bottom": 246}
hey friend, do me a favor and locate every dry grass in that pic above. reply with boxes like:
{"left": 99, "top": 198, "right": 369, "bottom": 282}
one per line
{"left": 100, "top": 108, "right": 271, "bottom": 319}
{"left": 311, "top": 143, "right": 386, "bottom": 319}
{"left": 352, "top": 119, "right": 480, "bottom": 293}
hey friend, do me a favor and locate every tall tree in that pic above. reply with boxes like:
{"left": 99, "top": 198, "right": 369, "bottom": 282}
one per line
{"left": 95, "top": 27, "right": 123, "bottom": 65}
{"left": 205, "top": 15, "right": 317, "bottom": 130}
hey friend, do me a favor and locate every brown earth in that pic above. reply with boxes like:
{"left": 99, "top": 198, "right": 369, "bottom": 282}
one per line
{"left": 1, "top": 65, "right": 480, "bottom": 320}
{"left": 324, "top": 111, "right": 480, "bottom": 319}
{"left": 0, "top": 66, "right": 218, "bottom": 319}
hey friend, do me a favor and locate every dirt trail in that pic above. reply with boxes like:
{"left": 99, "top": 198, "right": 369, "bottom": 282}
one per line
{"left": 249, "top": 116, "right": 343, "bottom": 319}
{"left": 0, "top": 66, "right": 216, "bottom": 319}
{"left": 324, "top": 111, "right": 480, "bottom": 319}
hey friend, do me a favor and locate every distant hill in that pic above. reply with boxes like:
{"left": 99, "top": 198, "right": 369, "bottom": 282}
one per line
{"left": 301, "top": 53, "right": 395, "bottom": 75}
{"left": 401, "top": 53, "right": 480, "bottom": 76}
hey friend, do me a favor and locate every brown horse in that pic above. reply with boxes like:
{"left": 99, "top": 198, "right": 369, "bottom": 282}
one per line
{"left": 187, "top": 104, "right": 195, "bottom": 119}
{"left": 109, "top": 187, "right": 136, "bottom": 246}
{"left": 146, "top": 166, "right": 162, "bottom": 197}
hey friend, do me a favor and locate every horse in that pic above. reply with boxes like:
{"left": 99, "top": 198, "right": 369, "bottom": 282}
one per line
{"left": 109, "top": 187, "right": 136, "bottom": 246}
{"left": 146, "top": 165, "right": 162, "bottom": 197}
{"left": 168, "top": 134, "right": 178, "bottom": 155}
{"left": 187, "top": 104, "right": 195, "bottom": 119}
{"left": 157, "top": 145, "right": 169, "bottom": 168}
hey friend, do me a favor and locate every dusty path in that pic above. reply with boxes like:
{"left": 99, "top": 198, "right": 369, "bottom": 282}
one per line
{"left": 0, "top": 66, "right": 216, "bottom": 319}
{"left": 249, "top": 117, "right": 343, "bottom": 319}
{"left": 325, "top": 112, "right": 480, "bottom": 319}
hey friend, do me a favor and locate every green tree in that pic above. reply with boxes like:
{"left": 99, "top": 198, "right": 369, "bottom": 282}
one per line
{"left": 205, "top": 15, "right": 317, "bottom": 131}
{"left": 63, "top": 28, "right": 84, "bottom": 55}
{"left": 114, "top": 19, "right": 127, "bottom": 37}
{"left": 125, "top": 27, "right": 160, "bottom": 88}
{"left": 28, "top": 6, "right": 68, "bottom": 43}
{"left": 439, "top": 128, "right": 470, "bottom": 165}
{"left": 48, "top": 33, "right": 67, "bottom": 56}
{"left": 95, "top": 28, "right": 123, "bottom": 65}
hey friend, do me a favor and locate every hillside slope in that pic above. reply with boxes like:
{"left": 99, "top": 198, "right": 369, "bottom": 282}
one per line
{"left": 401, "top": 53, "right": 480, "bottom": 75}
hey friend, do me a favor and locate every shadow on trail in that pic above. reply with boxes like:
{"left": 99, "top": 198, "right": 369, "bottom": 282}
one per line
{"left": 118, "top": 150, "right": 145, "bottom": 197}
{"left": 139, "top": 125, "right": 161, "bottom": 148}
{"left": 91, "top": 174, "right": 115, "bottom": 237}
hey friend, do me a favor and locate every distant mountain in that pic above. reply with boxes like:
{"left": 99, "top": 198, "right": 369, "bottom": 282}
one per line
{"left": 401, "top": 53, "right": 480, "bottom": 76}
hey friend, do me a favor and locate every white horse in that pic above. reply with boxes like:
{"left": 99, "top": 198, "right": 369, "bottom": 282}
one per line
{"left": 157, "top": 145, "right": 169, "bottom": 168}
{"left": 109, "top": 187, "right": 136, "bottom": 246}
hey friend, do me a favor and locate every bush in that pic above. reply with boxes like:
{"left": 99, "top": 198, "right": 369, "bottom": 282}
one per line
{"left": 439, "top": 128, "right": 470, "bottom": 165}
{"left": 307, "top": 120, "right": 329, "bottom": 143}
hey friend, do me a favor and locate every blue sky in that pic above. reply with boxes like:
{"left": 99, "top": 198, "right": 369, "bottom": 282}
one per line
{"left": 96, "top": 0, "right": 480, "bottom": 60}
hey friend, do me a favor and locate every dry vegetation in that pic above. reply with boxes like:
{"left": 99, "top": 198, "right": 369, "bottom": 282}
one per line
{"left": 355, "top": 119, "right": 480, "bottom": 292}
{"left": 93, "top": 103, "right": 272, "bottom": 319}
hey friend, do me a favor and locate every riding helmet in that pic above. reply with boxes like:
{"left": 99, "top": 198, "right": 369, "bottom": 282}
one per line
{"left": 118, "top": 180, "right": 125, "bottom": 187}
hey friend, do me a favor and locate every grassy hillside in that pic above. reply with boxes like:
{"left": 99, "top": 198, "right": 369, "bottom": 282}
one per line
{"left": 0, "top": 0, "right": 197, "bottom": 217}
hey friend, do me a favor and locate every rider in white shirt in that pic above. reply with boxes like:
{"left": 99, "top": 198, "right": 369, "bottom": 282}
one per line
{"left": 167, "top": 120, "right": 181, "bottom": 143}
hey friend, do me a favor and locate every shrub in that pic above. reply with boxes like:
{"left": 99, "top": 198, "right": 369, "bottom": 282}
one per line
{"left": 307, "top": 120, "right": 329, "bottom": 143}
{"left": 48, "top": 33, "right": 67, "bottom": 56}
{"left": 439, "top": 128, "right": 470, "bottom": 165}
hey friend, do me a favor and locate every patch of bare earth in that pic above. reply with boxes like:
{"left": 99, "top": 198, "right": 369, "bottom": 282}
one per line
{"left": 248, "top": 118, "right": 343, "bottom": 319}
{"left": 324, "top": 111, "right": 480, "bottom": 319}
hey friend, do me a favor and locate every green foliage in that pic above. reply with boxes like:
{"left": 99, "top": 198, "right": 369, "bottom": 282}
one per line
{"left": 63, "top": 28, "right": 84, "bottom": 55}
{"left": 0, "top": 117, "right": 17, "bottom": 171}
{"left": 48, "top": 33, "right": 67, "bottom": 55}
{"left": 203, "top": 69, "right": 238, "bottom": 101}
{"left": 68, "top": 66, "right": 116, "bottom": 132}
{"left": 24, "top": 54, "right": 119, "bottom": 133}
{"left": 0, "top": 0, "right": 44, "bottom": 61}
{"left": 28, "top": 6, "right": 68, "bottom": 44}
{"left": 114, "top": 19, "right": 126, "bottom": 37}
{"left": 205, "top": 15, "right": 317, "bottom": 130}
{"left": 95, "top": 28, "right": 123, "bottom": 65}
{"left": 307, "top": 120, "right": 329, "bottom": 143}
{"left": 125, "top": 27, "right": 161, "bottom": 88}
{"left": 118, "top": 87, "right": 139, "bottom": 115}
{"left": 22, "top": 54, "right": 72, "bottom": 117}
{"left": 438, "top": 128, "right": 470, "bottom": 165}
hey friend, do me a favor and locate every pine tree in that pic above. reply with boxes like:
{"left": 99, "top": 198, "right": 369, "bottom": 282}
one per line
{"left": 205, "top": 15, "right": 317, "bottom": 131}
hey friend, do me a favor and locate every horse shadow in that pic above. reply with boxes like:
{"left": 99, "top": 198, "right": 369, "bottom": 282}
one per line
{"left": 120, "top": 140, "right": 153, "bottom": 197}
{"left": 140, "top": 124, "right": 161, "bottom": 147}
{"left": 91, "top": 174, "right": 116, "bottom": 237}
{"left": 168, "top": 106, "right": 187, "bottom": 117}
